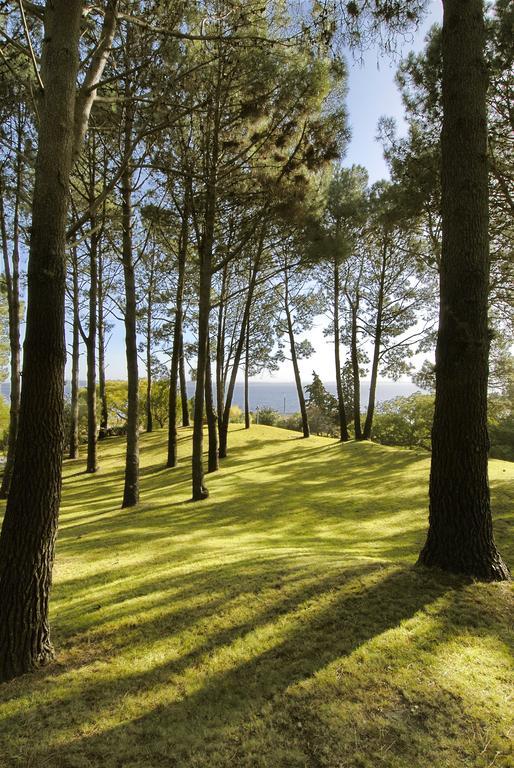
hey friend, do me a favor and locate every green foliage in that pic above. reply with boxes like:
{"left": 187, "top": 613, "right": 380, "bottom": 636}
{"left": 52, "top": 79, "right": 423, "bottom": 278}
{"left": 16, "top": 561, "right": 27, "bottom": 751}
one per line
{"left": 256, "top": 407, "right": 279, "bottom": 426}
{"left": 372, "top": 393, "right": 434, "bottom": 451}
{"left": 305, "top": 371, "right": 339, "bottom": 435}
{"left": 229, "top": 405, "right": 244, "bottom": 424}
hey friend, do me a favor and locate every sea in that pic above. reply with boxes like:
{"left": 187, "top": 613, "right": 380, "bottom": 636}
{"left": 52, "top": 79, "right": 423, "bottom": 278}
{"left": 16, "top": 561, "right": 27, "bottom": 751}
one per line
{"left": 0, "top": 380, "right": 424, "bottom": 415}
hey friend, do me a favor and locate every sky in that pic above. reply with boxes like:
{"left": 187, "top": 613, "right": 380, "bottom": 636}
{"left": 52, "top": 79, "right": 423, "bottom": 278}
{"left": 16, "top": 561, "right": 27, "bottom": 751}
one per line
{"left": 72, "top": 1, "right": 443, "bottom": 385}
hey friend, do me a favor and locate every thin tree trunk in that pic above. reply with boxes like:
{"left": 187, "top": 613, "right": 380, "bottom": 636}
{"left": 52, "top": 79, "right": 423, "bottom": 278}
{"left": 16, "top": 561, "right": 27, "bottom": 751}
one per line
{"left": 85, "top": 218, "right": 98, "bottom": 473}
{"left": 216, "top": 264, "right": 228, "bottom": 429}
{"left": 145, "top": 254, "right": 155, "bottom": 433}
{"left": 284, "top": 266, "right": 309, "bottom": 439}
{"left": 179, "top": 332, "right": 190, "bottom": 427}
{"left": 418, "top": 0, "right": 509, "bottom": 581}
{"left": 167, "top": 192, "right": 189, "bottom": 467}
{"left": 0, "top": 1, "right": 83, "bottom": 683}
{"left": 333, "top": 257, "right": 349, "bottom": 442}
{"left": 244, "top": 313, "right": 250, "bottom": 429}
{"left": 205, "top": 338, "right": 219, "bottom": 473}
{"left": 97, "top": 244, "right": 108, "bottom": 439}
{"left": 349, "top": 299, "right": 362, "bottom": 440}
{"left": 121, "top": 94, "right": 139, "bottom": 509}
{"left": 219, "top": 251, "right": 262, "bottom": 457}
{"left": 68, "top": 248, "right": 80, "bottom": 459}
{"left": 192, "top": 255, "right": 212, "bottom": 499}
{"left": 363, "top": 244, "right": 387, "bottom": 440}
{"left": 0, "top": 133, "right": 22, "bottom": 497}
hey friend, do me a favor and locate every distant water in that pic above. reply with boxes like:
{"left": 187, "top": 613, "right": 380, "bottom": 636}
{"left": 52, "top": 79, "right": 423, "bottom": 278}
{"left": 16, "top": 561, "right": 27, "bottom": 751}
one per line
{"left": 0, "top": 379, "right": 424, "bottom": 414}
{"left": 186, "top": 380, "right": 423, "bottom": 414}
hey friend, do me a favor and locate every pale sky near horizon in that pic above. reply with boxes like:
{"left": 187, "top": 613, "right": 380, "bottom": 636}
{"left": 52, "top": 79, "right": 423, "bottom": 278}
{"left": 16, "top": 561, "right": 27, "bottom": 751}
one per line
{"left": 73, "top": 1, "right": 443, "bottom": 385}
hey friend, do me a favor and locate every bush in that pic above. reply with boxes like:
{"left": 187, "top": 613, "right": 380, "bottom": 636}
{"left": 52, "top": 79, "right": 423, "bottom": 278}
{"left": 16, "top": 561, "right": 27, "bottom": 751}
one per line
{"left": 277, "top": 412, "right": 303, "bottom": 432}
{"left": 371, "top": 394, "right": 434, "bottom": 450}
{"left": 257, "top": 407, "right": 279, "bottom": 426}
{"left": 229, "top": 405, "right": 244, "bottom": 423}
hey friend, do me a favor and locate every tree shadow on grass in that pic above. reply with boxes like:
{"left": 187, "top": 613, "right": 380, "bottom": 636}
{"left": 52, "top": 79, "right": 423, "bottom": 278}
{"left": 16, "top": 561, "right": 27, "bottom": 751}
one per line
{"left": 0, "top": 564, "right": 461, "bottom": 767}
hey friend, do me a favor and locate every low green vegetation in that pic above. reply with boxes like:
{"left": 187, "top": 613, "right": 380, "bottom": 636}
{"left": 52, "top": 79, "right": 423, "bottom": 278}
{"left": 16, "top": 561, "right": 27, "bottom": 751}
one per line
{"left": 0, "top": 425, "right": 512, "bottom": 768}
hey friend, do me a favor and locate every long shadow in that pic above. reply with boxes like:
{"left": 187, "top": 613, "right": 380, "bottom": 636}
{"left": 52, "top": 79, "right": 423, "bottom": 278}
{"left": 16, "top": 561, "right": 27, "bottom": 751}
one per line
{"left": 18, "top": 567, "right": 457, "bottom": 766}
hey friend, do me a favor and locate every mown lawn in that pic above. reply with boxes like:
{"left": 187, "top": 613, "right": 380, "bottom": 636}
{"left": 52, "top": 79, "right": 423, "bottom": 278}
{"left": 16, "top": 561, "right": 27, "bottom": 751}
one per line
{"left": 0, "top": 425, "right": 512, "bottom": 768}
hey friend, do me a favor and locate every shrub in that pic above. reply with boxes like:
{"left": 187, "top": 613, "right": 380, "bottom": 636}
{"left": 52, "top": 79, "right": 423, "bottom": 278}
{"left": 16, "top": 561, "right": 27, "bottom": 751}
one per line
{"left": 257, "top": 407, "right": 279, "bottom": 426}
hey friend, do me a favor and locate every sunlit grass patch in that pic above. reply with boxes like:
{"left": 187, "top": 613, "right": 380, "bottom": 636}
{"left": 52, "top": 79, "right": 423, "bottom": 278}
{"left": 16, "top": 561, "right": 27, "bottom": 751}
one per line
{"left": 0, "top": 425, "right": 512, "bottom": 768}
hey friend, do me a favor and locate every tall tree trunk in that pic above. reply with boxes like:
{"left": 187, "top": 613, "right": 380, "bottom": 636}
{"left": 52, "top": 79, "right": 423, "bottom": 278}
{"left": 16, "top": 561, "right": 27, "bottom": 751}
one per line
{"left": 97, "top": 245, "right": 108, "bottom": 439}
{"left": 0, "top": 1, "right": 83, "bottom": 683}
{"left": 363, "top": 244, "right": 387, "bottom": 440}
{"left": 68, "top": 248, "right": 80, "bottom": 460}
{"left": 179, "top": 332, "right": 190, "bottom": 427}
{"left": 284, "top": 267, "right": 309, "bottom": 439}
{"left": 219, "top": 251, "right": 262, "bottom": 457}
{"left": 418, "top": 0, "right": 509, "bottom": 581}
{"left": 167, "top": 192, "right": 188, "bottom": 467}
{"left": 333, "top": 257, "right": 349, "bottom": 442}
{"left": 349, "top": 299, "right": 362, "bottom": 440}
{"left": 0, "top": 131, "right": 22, "bottom": 497}
{"left": 205, "top": 339, "right": 218, "bottom": 473}
{"left": 145, "top": 255, "right": 155, "bottom": 433}
{"left": 85, "top": 219, "right": 98, "bottom": 473}
{"left": 192, "top": 255, "right": 212, "bottom": 500}
{"left": 216, "top": 264, "right": 228, "bottom": 430}
{"left": 121, "top": 96, "right": 139, "bottom": 509}
{"left": 244, "top": 313, "right": 250, "bottom": 429}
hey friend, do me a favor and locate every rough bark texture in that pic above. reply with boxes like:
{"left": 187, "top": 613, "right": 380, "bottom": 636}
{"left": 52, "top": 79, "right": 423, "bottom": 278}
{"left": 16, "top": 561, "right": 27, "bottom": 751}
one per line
{"left": 68, "top": 249, "right": 80, "bottom": 460}
{"left": 121, "top": 96, "right": 139, "bottom": 509}
{"left": 333, "top": 257, "right": 349, "bottom": 442}
{"left": 0, "top": 0, "right": 83, "bottom": 683}
{"left": 418, "top": 0, "right": 509, "bottom": 581}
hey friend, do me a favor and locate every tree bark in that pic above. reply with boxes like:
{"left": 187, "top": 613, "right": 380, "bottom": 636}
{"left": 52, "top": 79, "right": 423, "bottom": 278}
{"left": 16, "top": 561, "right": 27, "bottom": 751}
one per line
{"left": 418, "top": 0, "right": 509, "bottom": 581}
{"left": 349, "top": 298, "right": 362, "bottom": 440}
{"left": 0, "top": 0, "right": 83, "bottom": 683}
{"left": 179, "top": 332, "right": 190, "bottom": 427}
{"left": 98, "top": 244, "right": 108, "bottom": 439}
{"left": 145, "top": 253, "right": 155, "bottom": 433}
{"left": 192, "top": 255, "right": 212, "bottom": 499}
{"left": 0, "top": 131, "right": 22, "bottom": 496}
{"left": 205, "top": 338, "right": 219, "bottom": 473}
{"left": 68, "top": 248, "right": 80, "bottom": 460}
{"left": 333, "top": 256, "right": 349, "bottom": 442}
{"left": 363, "top": 243, "right": 387, "bottom": 440}
{"left": 244, "top": 313, "right": 251, "bottom": 429}
{"left": 121, "top": 95, "right": 139, "bottom": 509}
{"left": 167, "top": 192, "right": 189, "bottom": 466}
{"left": 284, "top": 266, "right": 309, "bottom": 439}
{"left": 219, "top": 255, "right": 260, "bottom": 457}
{"left": 85, "top": 217, "right": 99, "bottom": 473}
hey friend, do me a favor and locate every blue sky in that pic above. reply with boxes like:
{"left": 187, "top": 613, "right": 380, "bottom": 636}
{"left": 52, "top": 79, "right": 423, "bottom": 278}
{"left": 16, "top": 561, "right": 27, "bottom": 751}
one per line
{"left": 73, "top": 1, "right": 443, "bottom": 384}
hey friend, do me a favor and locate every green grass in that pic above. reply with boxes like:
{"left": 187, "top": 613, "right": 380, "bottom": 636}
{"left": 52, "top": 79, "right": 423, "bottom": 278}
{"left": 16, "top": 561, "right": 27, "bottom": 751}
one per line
{"left": 0, "top": 425, "right": 512, "bottom": 768}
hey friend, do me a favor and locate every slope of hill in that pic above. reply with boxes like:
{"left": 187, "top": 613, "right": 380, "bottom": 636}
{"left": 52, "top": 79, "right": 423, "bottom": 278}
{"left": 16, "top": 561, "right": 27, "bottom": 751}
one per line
{"left": 0, "top": 425, "right": 512, "bottom": 768}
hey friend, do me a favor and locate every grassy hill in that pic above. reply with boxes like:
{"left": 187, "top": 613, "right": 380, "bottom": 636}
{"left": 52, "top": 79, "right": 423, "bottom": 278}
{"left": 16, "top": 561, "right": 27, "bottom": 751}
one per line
{"left": 0, "top": 425, "right": 512, "bottom": 768}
